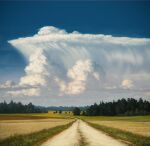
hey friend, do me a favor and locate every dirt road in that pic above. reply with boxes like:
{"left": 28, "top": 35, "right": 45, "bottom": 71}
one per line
{"left": 41, "top": 120, "right": 127, "bottom": 146}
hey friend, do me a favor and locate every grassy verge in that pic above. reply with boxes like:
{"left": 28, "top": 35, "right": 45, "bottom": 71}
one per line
{"left": 87, "top": 122, "right": 150, "bottom": 146}
{"left": 0, "top": 121, "right": 74, "bottom": 146}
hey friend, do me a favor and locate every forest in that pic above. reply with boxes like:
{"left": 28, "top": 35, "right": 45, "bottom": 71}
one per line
{"left": 84, "top": 98, "right": 150, "bottom": 116}
{"left": 1, "top": 98, "right": 150, "bottom": 116}
{"left": 0, "top": 101, "right": 47, "bottom": 113}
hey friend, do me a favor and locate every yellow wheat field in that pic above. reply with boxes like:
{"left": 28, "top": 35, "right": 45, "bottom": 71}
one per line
{"left": 88, "top": 120, "right": 150, "bottom": 136}
{"left": 0, "top": 118, "right": 73, "bottom": 140}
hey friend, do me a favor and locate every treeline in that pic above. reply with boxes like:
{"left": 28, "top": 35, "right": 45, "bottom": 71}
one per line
{"left": 46, "top": 106, "right": 87, "bottom": 111}
{"left": 85, "top": 98, "right": 150, "bottom": 116}
{"left": 0, "top": 101, "right": 47, "bottom": 113}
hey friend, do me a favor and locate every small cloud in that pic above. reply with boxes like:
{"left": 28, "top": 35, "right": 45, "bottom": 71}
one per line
{"left": 121, "top": 79, "right": 134, "bottom": 89}
{"left": 0, "top": 80, "right": 15, "bottom": 89}
{"left": 37, "top": 26, "right": 67, "bottom": 36}
{"left": 105, "top": 86, "right": 117, "bottom": 90}
{"left": 144, "top": 92, "right": 150, "bottom": 96}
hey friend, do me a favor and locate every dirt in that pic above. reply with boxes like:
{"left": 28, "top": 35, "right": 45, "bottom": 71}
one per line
{"left": 41, "top": 120, "right": 127, "bottom": 146}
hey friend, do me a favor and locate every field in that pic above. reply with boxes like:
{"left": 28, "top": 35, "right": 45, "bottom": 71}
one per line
{"left": 0, "top": 111, "right": 73, "bottom": 140}
{"left": 80, "top": 116, "right": 150, "bottom": 146}
{"left": 0, "top": 122, "right": 73, "bottom": 146}
{"left": 1, "top": 113, "right": 150, "bottom": 146}
{"left": 81, "top": 116, "right": 150, "bottom": 136}
{"left": 0, "top": 111, "right": 73, "bottom": 120}
{"left": 88, "top": 120, "right": 150, "bottom": 136}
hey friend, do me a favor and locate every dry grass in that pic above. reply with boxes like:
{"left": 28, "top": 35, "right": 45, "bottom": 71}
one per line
{"left": 88, "top": 120, "right": 150, "bottom": 136}
{"left": 0, "top": 111, "right": 73, "bottom": 121}
{"left": 0, "top": 118, "right": 73, "bottom": 140}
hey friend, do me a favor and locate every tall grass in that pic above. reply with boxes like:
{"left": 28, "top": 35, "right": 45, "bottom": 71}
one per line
{"left": 0, "top": 122, "right": 74, "bottom": 146}
{"left": 87, "top": 122, "right": 150, "bottom": 146}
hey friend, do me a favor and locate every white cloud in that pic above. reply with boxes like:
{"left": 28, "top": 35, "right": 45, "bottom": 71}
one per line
{"left": 1, "top": 50, "right": 49, "bottom": 97}
{"left": 7, "top": 88, "right": 40, "bottom": 97}
{"left": 105, "top": 51, "right": 143, "bottom": 65}
{"left": 67, "top": 60, "right": 93, "bottom": 81}
{"left": 121, "top": 79, "right": 134, "bottom": 89}
{"left": 6, "top": 26, "right": 150, "bottom": 98}
{"left": 0, "top": 80, "right": 15, "bottom": 89}
{"left": 56, "top": 59, "right": 100, "bottom": 95}
{"left": 19, "top": 49, "right": 49, "bottom": 87}
{"left": 37, "top": 26, "right": 67, "bottom": 36}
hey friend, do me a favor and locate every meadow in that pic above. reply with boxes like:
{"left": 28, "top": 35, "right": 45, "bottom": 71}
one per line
{"left": 0, "top": 112, "right": 150, "bottom": 146}
{"left": 80, "top": 116, "right": 150, "bottom": 136}
{"left": 0, "top": 111, "right": 73, "bottom": 140}
{"left": 81, "top": 116, "right": 150, "bottom": 146}
{"left": 0, "top": 111, "right": 73, "bottom": 120}
{"left": 0, "top": 122, "right": 73, "bottom": 146}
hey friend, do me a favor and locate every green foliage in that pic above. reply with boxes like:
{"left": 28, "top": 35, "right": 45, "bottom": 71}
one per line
{"left": 0, "top": 122, "right": 73, "bottom": 146}
{"left": 88, "top": 122, "right": 150, "bottom": 146}
{"left": 0, "top": 101, "right": 47, "bottom": 114}
{"left": 73, "top": 107, "right": 81, "bottom": 115}
{"left": 85, "top": 98, "right": 150, "bottom": 116}
{"left": 59, "top": 110, "right": 62, "bottom": 114}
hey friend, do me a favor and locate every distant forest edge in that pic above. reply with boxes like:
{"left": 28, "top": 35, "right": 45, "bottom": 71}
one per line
{"left": 0, "top": 98, "right": 150, "bottom": 116}
{"left": 0, "top": 101, "right": 47, "bottom": 113}
{"left": 84, "top": 98, "right": 150, "bottom": 116}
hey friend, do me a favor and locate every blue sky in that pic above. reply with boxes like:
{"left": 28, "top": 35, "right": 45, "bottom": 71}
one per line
{"left": 0, "top": 1, "right": 150, "bottom": 106}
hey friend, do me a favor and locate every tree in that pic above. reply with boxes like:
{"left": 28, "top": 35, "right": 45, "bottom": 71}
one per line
{"left": 85, "top": 98, "right": 150, "bottom": 116}
{"left": 0, "top": 101, "right": 47, "bottom": 113}
{"left": 73, "top": 107, "right": 81, "bottom": 115}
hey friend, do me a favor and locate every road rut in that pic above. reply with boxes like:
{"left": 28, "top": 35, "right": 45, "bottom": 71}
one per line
{"left": 41, "top": 120, "right": 127, "bottom": 146}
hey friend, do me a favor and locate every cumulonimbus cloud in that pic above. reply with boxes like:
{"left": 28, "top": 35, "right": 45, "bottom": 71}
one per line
{"left": 55, "top": 59, "right": 100, "bottom": 95}
{"left": 6, "top": 26, "right": 150, "bottom": 97}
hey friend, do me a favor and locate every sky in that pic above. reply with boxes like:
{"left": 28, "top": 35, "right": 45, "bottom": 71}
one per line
{"left": 0, "top": 1, "right": 150, "bottom": 106}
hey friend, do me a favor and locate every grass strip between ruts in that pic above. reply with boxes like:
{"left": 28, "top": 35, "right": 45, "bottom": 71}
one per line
{"left": 0, "top": 121, "right": 74, "bottom": 146}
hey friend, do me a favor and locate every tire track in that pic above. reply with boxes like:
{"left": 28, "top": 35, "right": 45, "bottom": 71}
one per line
{"left": 41, "top": 120, "right": 127, "bottom": 146}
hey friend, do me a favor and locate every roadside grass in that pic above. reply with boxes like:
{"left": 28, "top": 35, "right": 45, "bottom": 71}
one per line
{"left": 0, "top": 121, "right": 74, "bottom": 146}
{"left": 79, "top": 115, "right": 150, "bottom": 122}
{"left": 87, "top": 122, "right": 150, "bottom": 146}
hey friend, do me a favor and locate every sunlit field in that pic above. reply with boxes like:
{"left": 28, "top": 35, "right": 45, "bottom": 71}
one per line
{"left": 81, "top": 116, "right": 150, "bottom": 136}
{"left": 0, "top": 111, "right": 73, "bottom": 120}
{"left": 80, "top": 115, "right": 150, "bottom": 122}
{"left": 0, "top": 111, "right": 73, "bottom": 140}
